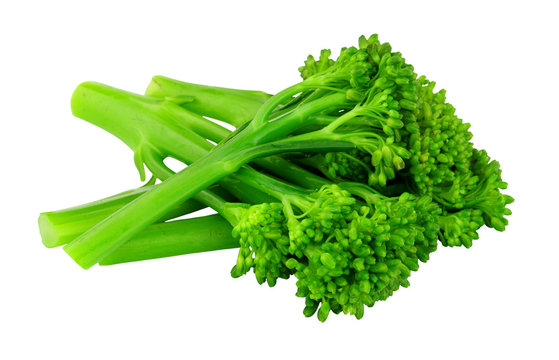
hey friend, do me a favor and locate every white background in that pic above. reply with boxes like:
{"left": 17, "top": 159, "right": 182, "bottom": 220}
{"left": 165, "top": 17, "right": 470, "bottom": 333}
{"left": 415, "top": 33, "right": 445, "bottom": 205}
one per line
{"left": 1, "top": 1, "right": 557, "bottom": 359}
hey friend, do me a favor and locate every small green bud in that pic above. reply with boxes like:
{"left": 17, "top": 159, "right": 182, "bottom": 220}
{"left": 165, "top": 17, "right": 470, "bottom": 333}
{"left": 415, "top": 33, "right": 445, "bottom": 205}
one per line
{"left": 317, "top": 266, "right": 329, "bottom": 277}
{"left": 320, "top": 253, "right": 336, "bottom": 269}
{"left": 384, "top": 167, "right": 395, "bottom": 180}
{"left": 378, "top": 172, "right": 387, "bottom": 187}
{"left": 368, "top": 173, "right": 379, "bottom": 185}
{"left": 339, "top": 290, "right": 349, "bottom": 305}
{"left": 393, "top": 156, "right": 405, "bottom": 170}
{"left": 303, "top": 302, "right": 319, "bottom": 317}
{"left": 382, "top": 146, "right": 393, "bottom": 165}
{"left": 387, "top": 118, "right": 404, "bottom": 129}
{"left": 285, "top": 258, "right": 298, "bottom": 269}
{"left": 230, "top": 265, "right": 242, "bottom": 278}
{"left": 346, "top": 88, "right": 365, "bottom": 102}
{"left": 399, "top": 99, "right": 417, "bottom": 110}
{"left": 353, "top": 258, "right": 365, "bottom": 271}
{"left": 359, "top": 280, "right": 371, "bottom": 293}
{"left": 372, "top": 150, "right": 383, "bottom": 166}
{"left": 236, "top": 256, "right": 245, "bottom": 271}
{"left": 382, "top": 125, "right": 394, "bottom": 136}
{"left": 388, "top": 109, "right": 400, "bottom": 119}
{"left": 371, "top": 263, "right": 388, "bottom": 273}
{"left": 437, "top": 153, "right": 449, "bottom": 163}
{"left": 317, "top": 302, "right": 331, "bottom": 322}
{"left": 389, "top": 235, "right": 405, "bottom": 247}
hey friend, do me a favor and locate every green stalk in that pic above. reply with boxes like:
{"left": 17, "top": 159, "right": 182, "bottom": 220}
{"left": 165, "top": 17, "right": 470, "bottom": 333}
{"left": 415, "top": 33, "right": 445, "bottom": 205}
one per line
{"left": 145, "top": 76, "right": 271, "bottom": 127}
{"left": 39, "top": 186, "right": 202, "bottom": 248}
{"left": 234, "top": 167, "right": 311, "bottom": 199}
{"left": 71, "top": 82, "right": 217, "bottom": 170}
{"left": 253, "top": 157, "right": 328, "bottom": 190}
{"left": 99, "top": 214, "right": 236, "bottom": 265}
{"left": 39, "top": 178, "right": 274, "bottom": 250}
{"left": 144, "top": 75, "right": 328, "bottom": 130}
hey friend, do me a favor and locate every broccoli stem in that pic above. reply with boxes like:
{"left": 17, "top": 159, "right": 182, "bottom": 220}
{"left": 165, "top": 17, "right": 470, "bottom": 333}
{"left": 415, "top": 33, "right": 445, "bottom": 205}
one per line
{"left": 38, "top": 185, "right": 206, "bottom": 248}
{"left": 145, "top": 75, "right": 271, "bottom": 127}
{"left": 71, "top": 82, "right": 217, "bottom": 166}
{"left": 98, "top": 214, "right": 236, "bottom": 265}
{"left": 253, "top": 157, "right": 328, "bottom": 190}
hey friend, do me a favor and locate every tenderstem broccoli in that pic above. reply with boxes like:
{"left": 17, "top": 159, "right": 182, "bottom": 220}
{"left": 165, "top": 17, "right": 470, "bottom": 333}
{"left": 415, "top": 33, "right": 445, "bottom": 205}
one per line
{"left": 39, "top": 34, "right": 513, "bottom": 322}
{"left": 44, "top": 86, "right": 442, "bottom": 321}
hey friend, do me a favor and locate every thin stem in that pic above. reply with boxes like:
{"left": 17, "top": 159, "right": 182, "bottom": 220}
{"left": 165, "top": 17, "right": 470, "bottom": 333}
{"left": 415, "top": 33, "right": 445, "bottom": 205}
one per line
{"left": 322, "top": 108, "right": 360, "bottom": 133}
{"left": 338, "top": 182, "right": 384, "bottom": 204}
{"left": 233, "top": 167, "right": 310, "bottom": 200}
{"left": 252, "top": 92, "right": 348, "bottom": 144}
{"left": 251, "top": 83, "right": 305, "bottom": 127}
{"left": 253, "top": 157, "right": 329, "bottom": 190}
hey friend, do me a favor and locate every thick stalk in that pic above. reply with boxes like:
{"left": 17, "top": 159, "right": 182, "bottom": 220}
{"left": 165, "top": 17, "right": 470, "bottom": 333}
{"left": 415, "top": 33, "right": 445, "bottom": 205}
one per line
{"left": 71, "top": 82, "right": 216, "bottom": 168}
{"left": 38, "top": 185, "right": 206, "bottom": 248}
{"left": 99, "top": 214, "right": 236, "bottom": 265}
{"left": 144, "top": 77, "right": 350, "bottom": 132}
{"left": 145, "top": 76, "right": 271, "bottom": 127}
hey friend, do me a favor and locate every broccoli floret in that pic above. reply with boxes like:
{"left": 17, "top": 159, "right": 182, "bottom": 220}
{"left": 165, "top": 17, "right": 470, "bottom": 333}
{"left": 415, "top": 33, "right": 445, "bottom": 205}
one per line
{"left": 230, "top": 203, "right": 291, "bottom": 286}
{"left": 220, "top": 179, "right": 442, "bottom": 321}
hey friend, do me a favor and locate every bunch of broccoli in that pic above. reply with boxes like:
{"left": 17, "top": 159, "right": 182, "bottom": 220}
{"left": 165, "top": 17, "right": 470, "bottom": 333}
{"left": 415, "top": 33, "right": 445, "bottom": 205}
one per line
{"left": 39, "top": 35, "right": 512, "bottom": 321}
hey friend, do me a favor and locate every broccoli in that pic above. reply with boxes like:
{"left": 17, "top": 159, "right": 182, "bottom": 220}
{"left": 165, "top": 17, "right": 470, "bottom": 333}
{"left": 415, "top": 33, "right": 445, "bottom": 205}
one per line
{"left": 39, "top": 34, "right": 513, "bottom": 322}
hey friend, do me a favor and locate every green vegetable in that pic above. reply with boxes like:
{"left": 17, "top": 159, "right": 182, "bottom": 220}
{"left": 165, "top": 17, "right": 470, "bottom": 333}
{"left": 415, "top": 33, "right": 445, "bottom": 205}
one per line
{"left": 39, "top": 34, "right": 513, "bottom": 322}
{"left": 99, "top": 215, "right": 236, "bottom": 265}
